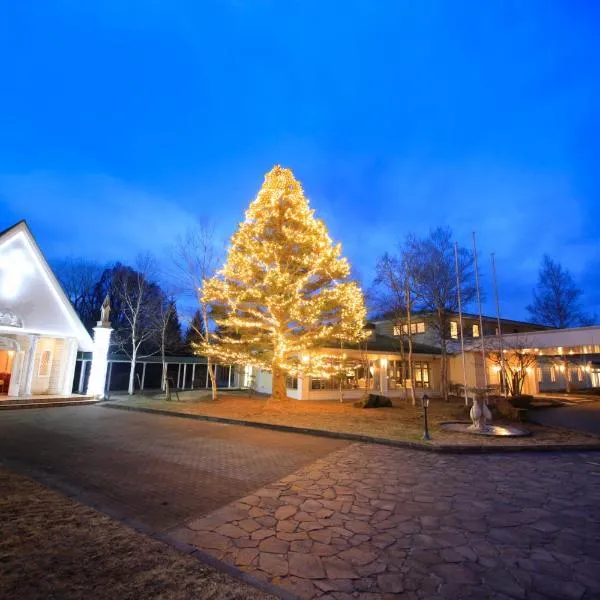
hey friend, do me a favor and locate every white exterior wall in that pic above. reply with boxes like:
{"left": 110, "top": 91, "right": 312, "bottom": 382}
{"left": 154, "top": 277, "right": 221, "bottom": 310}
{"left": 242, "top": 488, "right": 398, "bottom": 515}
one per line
{"left": 250, "top": 352, "right": 441, "bottom": 400}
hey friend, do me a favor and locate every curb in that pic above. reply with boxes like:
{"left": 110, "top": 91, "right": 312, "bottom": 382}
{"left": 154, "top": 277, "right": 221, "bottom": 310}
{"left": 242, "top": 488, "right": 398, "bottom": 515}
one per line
{"left": 0, "top": 399, "right": 100, "bottom": 411}
{"left": 102, "top": 403, "right": 600, "bottom": 454}
{"left": 0, "top": 457, "right": 298, "bottom": 600}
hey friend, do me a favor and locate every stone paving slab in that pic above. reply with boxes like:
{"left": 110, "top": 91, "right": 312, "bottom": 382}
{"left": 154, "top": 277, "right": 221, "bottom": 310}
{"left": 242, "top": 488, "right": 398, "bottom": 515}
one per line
{"left": 171, "top": 444, "right": 600, "bottom": 599}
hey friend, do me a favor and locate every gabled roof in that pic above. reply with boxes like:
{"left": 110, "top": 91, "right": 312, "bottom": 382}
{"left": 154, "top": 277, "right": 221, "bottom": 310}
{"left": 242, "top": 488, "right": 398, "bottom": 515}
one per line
{"left": 328, "top": 333, "right": 441, "bottom": 355}
{"left": 0, "top": 220, "right": 94, "bottom": 351}
{"left": 371, "top": 311, "right": 552, "bottom": 330}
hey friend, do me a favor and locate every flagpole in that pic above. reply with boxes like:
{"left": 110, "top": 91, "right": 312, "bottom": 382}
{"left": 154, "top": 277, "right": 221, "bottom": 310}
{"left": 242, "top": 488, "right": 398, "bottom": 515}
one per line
{"left": 472, "top": 232, "right": 488, "bottom": 397}
{"left": 454, "top": 242, "right": 469, "bottom": 406}
{"left": 491, "top": 252, "right": 507, "bottom": 397}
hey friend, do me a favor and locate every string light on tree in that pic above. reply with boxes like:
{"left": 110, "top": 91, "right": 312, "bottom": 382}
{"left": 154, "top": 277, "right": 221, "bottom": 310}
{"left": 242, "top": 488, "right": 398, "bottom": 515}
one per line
{"left": 201, "top": 165, "right": 367, "bottom": 401}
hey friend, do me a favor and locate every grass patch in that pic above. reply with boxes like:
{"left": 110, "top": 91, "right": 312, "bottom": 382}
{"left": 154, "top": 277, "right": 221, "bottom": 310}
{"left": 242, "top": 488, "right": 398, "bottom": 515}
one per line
{"left": 110, "top": 391, "right": 600, "bottom": 448}
{"left": 0, "top": 467, "right": 274, "bottom": 600}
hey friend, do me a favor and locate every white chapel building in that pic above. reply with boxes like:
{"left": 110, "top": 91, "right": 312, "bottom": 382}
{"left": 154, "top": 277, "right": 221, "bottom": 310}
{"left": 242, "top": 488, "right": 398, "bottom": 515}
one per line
{"left": 0, "top": 221, "right": 103, "bottom": 399}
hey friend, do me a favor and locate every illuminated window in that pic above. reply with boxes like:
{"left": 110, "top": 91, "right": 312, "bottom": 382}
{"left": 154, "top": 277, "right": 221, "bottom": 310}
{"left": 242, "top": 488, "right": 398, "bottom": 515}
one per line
{"left": 450, "top": 321, "right": 458, "bottom": 339}
{"left": 472, "top": 324, "right": 480, "bottom": 338}
{"left": 413, "top": 362, "right": 430, "bottom": 388}
{"left": 286, "top": 375, "right": 298, "bottom": 389}
{"left": 397, "top": 322, "right": 425, "bottom": 335}
{"left": 38, "top": 350, "right": 52, "bottom": 377}
{"left": 393, "top": 325, "right": 401, "bottom": 336}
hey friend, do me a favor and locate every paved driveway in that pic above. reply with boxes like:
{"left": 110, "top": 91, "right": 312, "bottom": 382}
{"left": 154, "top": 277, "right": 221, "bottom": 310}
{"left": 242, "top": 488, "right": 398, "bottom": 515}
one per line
{"left": 0, "top": 405, "right": 347, "bottom": 532}
{"left": 531, "top": 402, "right": 600, "bottom": 436}
{"left": 174, "top": 446, "right": 600, "bottom": 599}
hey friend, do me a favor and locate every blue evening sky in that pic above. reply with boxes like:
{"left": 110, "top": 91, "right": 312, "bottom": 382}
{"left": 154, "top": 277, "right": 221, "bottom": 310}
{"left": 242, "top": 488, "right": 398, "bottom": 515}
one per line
{"left": 1, "top": 1, "right": 599, "bottom": 320}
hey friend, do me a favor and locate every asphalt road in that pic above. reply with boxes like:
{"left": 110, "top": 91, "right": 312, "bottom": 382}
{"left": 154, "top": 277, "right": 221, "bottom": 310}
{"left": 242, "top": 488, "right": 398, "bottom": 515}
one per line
{"left": 530, "top": 401, "right": 600, "bottom": 436}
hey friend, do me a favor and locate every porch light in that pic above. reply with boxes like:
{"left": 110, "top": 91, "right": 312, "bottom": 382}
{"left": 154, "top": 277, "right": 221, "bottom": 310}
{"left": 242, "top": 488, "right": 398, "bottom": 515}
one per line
{"left": 380, "top": 358, "right": 388, "bottom": 367}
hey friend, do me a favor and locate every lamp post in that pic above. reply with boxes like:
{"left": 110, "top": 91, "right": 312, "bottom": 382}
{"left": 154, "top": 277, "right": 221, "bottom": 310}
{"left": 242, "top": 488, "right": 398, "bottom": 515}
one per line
{"left": 422, "top": 393, "right": 431, "bottom": 441}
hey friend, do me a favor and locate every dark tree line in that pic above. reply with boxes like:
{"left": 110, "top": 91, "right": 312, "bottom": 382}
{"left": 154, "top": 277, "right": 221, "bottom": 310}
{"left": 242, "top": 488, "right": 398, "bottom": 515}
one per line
{"left": 54, "top": 257, "right": 186, "bottom": 358}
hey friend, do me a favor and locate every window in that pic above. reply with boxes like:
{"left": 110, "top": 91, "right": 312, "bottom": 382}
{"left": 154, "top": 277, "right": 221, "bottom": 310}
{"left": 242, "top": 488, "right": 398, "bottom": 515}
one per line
{"left": 387, "top": 359, "right": 407, "bottom": 389}
{"left": 550, "top": 366, "right": 556, "bottom": 382}
{"left": 472, "top": 324, "right": 480, "bottom": 338}
{"left": 310, "top": 361, "right": 380, "bottom": 391}
{"left": 413, "top": 362, "right": 431, "bottom": 388}
{"left": 286, "top": 375, "right": 298, "bottom": 389}
{"left": 393, "top": 325, "right": 401, "bottom": 336}
{"left": 38, "top": 350, "right": 52, "bottom": 377}
{"left": 398, "top": 322, "right": 426, "bottom": 335}
{"left": 450, "top": 321, "right": 458, "bottom": 339}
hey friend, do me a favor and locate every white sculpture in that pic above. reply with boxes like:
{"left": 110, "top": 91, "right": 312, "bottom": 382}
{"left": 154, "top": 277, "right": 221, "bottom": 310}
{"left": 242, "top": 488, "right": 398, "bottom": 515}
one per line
{"left": 469, "top": 391, "right": 492, "bottom": 431}
{"left": 99, "top": 294, "right": 111, "bottom": 327}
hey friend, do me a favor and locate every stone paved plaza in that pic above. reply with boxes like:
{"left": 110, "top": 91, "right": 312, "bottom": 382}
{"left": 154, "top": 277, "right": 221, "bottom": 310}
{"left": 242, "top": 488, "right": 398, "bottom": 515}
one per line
{"left": 172, "top": 445, "right": 600, "bottom": 600}
{"left": 2, "top": 407, "right": 600, "bottom": 599}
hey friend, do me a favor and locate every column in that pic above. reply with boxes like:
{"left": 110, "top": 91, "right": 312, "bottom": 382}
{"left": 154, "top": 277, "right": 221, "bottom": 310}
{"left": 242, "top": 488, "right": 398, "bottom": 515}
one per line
{"left": 182, "top": 364, "right": 187, "bottom": 390}
{"left": 205, "top": 364, "right": 210, "bottom": 388}
{"left": 60, "top": 338, "right": 79, "bottom": 396}
{"left": 380, "top": 358, "right": 388, "bottom": 394}
{"left": 78, "top": 360, "right": 87, "bottom": 394}
{"left": 87, "top": 326, "right": 113, "bottom": 398}
{"left": 228, "top": 365, "right": 232, "bottom": 388}
{"left": 22, "top": 335, "right": 40, "bottom": 396}
{"left": 7, "top": 351, "right": 24, "bottom": 397}
{"left": 106, "top": 362, "right": 113, "bottom": 395}
{"left": 177, "top": 363, "right": 182, "bottom": 388}
{"left": 191, "top": 364, "right": 196, "bottom": 389}
{"left": 141, "top": 362, "right": 147, "bottom": 391}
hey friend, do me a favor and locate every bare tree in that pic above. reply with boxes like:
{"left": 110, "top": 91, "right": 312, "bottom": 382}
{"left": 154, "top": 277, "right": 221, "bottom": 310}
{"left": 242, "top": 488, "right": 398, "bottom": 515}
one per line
{"left": 487, "top": 336, "right": 537, "bottom": 397}
{"left": 111, "top": 254, "right": 162, "bottom": 395}
{"left": 527, "top": 255, "right": 592, "bottom": 328}
{"left": 155, "top": 297, "right": 183, "bottom": 393}
{"left": 401, "top": 227, "right": 477, "bottom": 402}
{"left": 372, "top": 253, "right": 417, "bottom": 404}
{"left": 54, "top": 257, "right": 104, "bottom": 332}
{"left": 171, "top": 221, "right": 220, "bottom": 400}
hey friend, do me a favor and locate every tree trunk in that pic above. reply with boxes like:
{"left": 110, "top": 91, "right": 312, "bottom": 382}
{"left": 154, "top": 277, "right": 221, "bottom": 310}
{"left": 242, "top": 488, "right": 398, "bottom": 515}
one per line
{"left": 440, "top": 347, "right": 448, "bottom": 402}
{"left": 128, "top": 351, "right": 137, "bottom": 395}
{"left": 161, "top": 360, "right": 167, "bottom": 391}
{"left": 207, "top": 359, "right": 218, "bottom": 400}
{"left": 271, "top": 364, "right": 287, "bottom": 401}
{"left": 405, "top": 284, "right": 416, "bottom": 406}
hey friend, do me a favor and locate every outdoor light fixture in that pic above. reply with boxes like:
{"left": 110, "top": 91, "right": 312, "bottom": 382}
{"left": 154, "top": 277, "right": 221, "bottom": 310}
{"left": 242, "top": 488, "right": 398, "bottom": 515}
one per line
{"left": 380, "top": 358, "right": 388, "bottom": 367}
{"left": 421, "top": 394, "right": 431, "bottom": 441}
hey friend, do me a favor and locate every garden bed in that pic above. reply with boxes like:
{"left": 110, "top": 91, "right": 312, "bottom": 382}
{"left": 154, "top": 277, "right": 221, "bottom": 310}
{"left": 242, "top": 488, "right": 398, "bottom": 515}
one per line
{"left": 108, "top": 391, "right": 600, "bottom": 450}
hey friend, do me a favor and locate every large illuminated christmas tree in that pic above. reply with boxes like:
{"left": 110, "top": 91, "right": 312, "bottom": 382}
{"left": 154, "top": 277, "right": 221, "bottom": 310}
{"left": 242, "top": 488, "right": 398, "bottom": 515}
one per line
{"left": 202, "top": 165, "right": 367, "bottom": 400}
